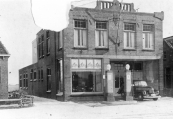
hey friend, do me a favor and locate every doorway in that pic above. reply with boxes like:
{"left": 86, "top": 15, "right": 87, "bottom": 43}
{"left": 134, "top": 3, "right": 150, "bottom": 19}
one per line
{"left": 111, "top": 63, "right": 125, "bottom": 96}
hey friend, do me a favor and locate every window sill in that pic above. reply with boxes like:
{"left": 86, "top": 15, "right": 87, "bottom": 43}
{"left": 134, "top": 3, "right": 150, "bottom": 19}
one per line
{"left": 33, "top": 79, "right": 37, "bottom": 82}
{"left": 123, "top": 48, "right": 136, "bottom": 51}
{"left": 46, "top": 53, "right": 50, "bottom": 56}
{"left": 58, "top": 47, "right": 63, "bottom": 51}
{"left": 30, "top": 80, "right": 33, "bottom": 82}
{"left": 46, "top": 90, "right": 51, "bottom": 93}
{"left": 73, "top": 47, "right": 87, "bottom": 50}
{"left": 70, "top": 92, "right": 103, "bottom": 97}
{"left": 56, "top": 92, "right": 63, "bottom": 96}
{"left": 142, "top": 49, "right": 154, "bottom": 52}
{"left": 95, "top": 48, "right": 109, "bottom": 50}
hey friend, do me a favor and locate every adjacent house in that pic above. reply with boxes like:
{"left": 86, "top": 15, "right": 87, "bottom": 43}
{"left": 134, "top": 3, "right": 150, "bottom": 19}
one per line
{"left": 19, "top": 0, "right": 164, "bottom": 101}
{"left": 163, "top": 36, "right": 173, "bottom": 96}
{"left": 0, "top": 41, "right": 10, "bottom": 99}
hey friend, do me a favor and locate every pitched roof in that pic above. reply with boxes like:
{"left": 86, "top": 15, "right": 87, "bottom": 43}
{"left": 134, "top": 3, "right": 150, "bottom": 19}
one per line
{"left": 0, "top": 41, "right": 10, "bottom": 56}
{"left": 164, "top": 36, "right": 173, "bottom": 49}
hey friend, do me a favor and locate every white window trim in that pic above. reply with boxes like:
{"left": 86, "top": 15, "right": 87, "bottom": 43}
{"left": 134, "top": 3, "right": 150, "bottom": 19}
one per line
{"left": 123, "top": 23, "right": 136, "bottom": 49}
{"left": 95, "top": 21, "right": 108, "bottom": 48}
{"left": 73, "top": 20, "right": 87, "bottom": 48}
{"left": 142, "top": 31, "right": 154, "bottom": 50}
{"left": 142, "top": 24, "right": 154, "bottom": 50}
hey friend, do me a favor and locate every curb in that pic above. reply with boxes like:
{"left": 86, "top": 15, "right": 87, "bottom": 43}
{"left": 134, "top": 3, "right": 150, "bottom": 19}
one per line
{"left": 101, "top": 100, "right": 138, "bottom": 105}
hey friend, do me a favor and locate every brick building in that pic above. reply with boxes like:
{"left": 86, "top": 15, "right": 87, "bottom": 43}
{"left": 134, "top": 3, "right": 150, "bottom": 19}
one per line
{"left": 19, "top": 0, "right": 164, "bottom": 101}
{"left": 0, "top": 41, "right": 10, "bottom": 99}
{"left": 163, "top": 36, "right": 173, "bottom": 96}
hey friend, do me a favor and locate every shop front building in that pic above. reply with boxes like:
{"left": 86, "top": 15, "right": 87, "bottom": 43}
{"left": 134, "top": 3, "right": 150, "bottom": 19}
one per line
{"left": 19, "top": 0, "right": 164, "bottom": 101}
{"left": 60, "top": 0, "right": 164, "bottom": 101}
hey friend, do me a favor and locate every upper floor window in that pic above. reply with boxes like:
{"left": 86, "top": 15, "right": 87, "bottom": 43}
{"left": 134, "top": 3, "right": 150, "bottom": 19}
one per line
{"left": 142, "top": 24, "right": 154, "bottom": 50}
{"left": 95, "top": 21, "right": 108, "bottom": 48}
{"left": 164, "top": 51, "right": 167, "bottom": 60}
{"left": 38, "top": 35, "right": 44, "bottom": 58}
{"left": 46, "top": 31, "right": 50, "bottom": 54}
{"left": 23, "top": 74, "right": 26, "bottom": 88}
{"left": 58, "top": 31, "right": 63, "bottom": 49}
{"left": 74, "top": 19, "right": 87, "bottom": 48}
{"left": 123, "top": 23, "right": 135, "bottom": 49}
{"left": 26, "top": 74, "right": 28, "bottom": 88}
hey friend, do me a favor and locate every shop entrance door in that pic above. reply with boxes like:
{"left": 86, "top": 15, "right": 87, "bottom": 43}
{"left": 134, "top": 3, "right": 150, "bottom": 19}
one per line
{"left": 112, "top": 63, "right": 125, "bottom": 96}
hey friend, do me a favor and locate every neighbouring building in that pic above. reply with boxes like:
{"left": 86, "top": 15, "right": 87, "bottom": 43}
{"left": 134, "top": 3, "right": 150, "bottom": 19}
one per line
{"left": 0, "top": 41, "right": 10, "bottom": 99}
{"left": 163, "top": 36, "right": 173, "bottom": 96}
{"left": 19, "top": 0, "right": 164, "bottom": 101}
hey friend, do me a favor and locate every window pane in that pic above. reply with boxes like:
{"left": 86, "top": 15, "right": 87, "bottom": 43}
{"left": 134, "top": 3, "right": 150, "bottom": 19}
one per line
{"left": 103, "top": 31, "right": 108, "bottom": 47}
{"left": 74, "top": 20, "right": 86, "bottom": 28}
{"left": 95, "top": 31, "right": 99, "bottom": 47}
{"left": 143, "top": 24, "right": 153, "bottom": 31}
{"left": 82, "top": 30, "right": 87, "bottom": 46}
{"left": 124, "top": 32, "right": 127, "bottom": 47}
{"left": 96, "top": 22, "right": 107, "bottom": 29}
{"left": 124, "top": 23, "right": 135, "bottom": 31}
{"left": 130, "top": 32, "right": 135, "bottom": 48}
{"left": 74, "top": 29, "right": 78, "bottom": 47}
{"left": 72, "top": 72, "right": 102, "bottom": 92}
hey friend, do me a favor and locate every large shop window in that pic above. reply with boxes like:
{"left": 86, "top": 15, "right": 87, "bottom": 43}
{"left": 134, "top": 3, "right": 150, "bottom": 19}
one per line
{"left": 142, "top": 24, "right": 154, "bottom": 50}
{"left": 71, "top": 59, "right": 102, "bottom": 93}
{"left": 74, "top": 19, "right": 87, "bottom": 48}
{"left": 95, "top": 21, "right": 108, "bottom": 48}
{"left": 124, "top": 23, "right": 136, "bottom": 49}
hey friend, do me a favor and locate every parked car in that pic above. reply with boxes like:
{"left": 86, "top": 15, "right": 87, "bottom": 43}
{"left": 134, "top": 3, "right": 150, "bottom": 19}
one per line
{"left": 133, "top": 80, "right": 161, "bottom": 101}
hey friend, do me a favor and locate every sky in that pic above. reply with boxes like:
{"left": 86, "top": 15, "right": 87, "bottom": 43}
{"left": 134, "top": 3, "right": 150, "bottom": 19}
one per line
{"left": 0, "top": 0, "right": 173, "bottom": 85}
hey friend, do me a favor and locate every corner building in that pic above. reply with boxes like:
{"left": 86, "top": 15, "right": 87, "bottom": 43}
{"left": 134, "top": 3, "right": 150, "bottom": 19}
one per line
{"left": 19, "top": 0, "right": 164, "bottom": 101}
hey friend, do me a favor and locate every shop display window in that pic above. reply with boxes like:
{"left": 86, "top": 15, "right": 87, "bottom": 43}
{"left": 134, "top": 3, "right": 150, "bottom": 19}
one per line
{"left": 72, "top": 71, "right": 102, "bottom": 92}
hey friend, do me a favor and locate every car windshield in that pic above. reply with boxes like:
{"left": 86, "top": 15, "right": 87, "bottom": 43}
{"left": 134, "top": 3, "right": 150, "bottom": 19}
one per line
{"left": 134, "top": 81, "right": 147, "bottom": 86}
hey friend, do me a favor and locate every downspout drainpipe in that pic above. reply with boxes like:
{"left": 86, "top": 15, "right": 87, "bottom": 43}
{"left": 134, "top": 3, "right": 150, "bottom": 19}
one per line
{"left": 54, "top": 31, "right": 57, "bottom": 99}
{"left": 62, "top": 30, "right": 65, "bottom": 101}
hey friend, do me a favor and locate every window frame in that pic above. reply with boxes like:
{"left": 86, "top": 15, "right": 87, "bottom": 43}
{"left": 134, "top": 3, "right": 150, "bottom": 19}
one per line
{"left": 95, "top": 21, "right": 108, "bottom": 48}
{"left": 142, "top": 24, "right": 154, "bottom": 50}
{"left": 46, "top": 30, "right": 51, "bottom": 55}
{"left": 73, "top": 19, "right": 87, "bottom": 48}
{"left": 123, "top": 23, "right": 136, "bottom": 49}
{"left": 71, "top": 59, "right": 103, "bottom": 95}
{"left": 47, "top": 68, "right": 51, "bottom": 92}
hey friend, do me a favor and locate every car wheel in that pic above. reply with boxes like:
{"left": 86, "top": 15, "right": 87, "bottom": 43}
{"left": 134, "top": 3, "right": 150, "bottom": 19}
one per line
{"left": 153, "top": 98, "right": 158, "bottom": 101}
{"left": 138, "top": 94, "right": 143, "bottom": 101}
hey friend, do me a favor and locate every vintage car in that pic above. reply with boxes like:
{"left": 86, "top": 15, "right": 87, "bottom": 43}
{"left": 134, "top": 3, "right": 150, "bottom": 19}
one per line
{"left": 133, "top": 80, "right": 161, "bottom": 101}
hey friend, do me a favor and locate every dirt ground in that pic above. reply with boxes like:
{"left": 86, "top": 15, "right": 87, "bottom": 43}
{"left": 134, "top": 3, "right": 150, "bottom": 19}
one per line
{"left": 0, "top": 96, "right": 173, "bottom": 119}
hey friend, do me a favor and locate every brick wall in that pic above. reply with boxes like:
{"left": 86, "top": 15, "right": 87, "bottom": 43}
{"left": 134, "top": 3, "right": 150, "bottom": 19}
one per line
{"left": 0, "top": 57, "right": 9, "bottom": 99}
